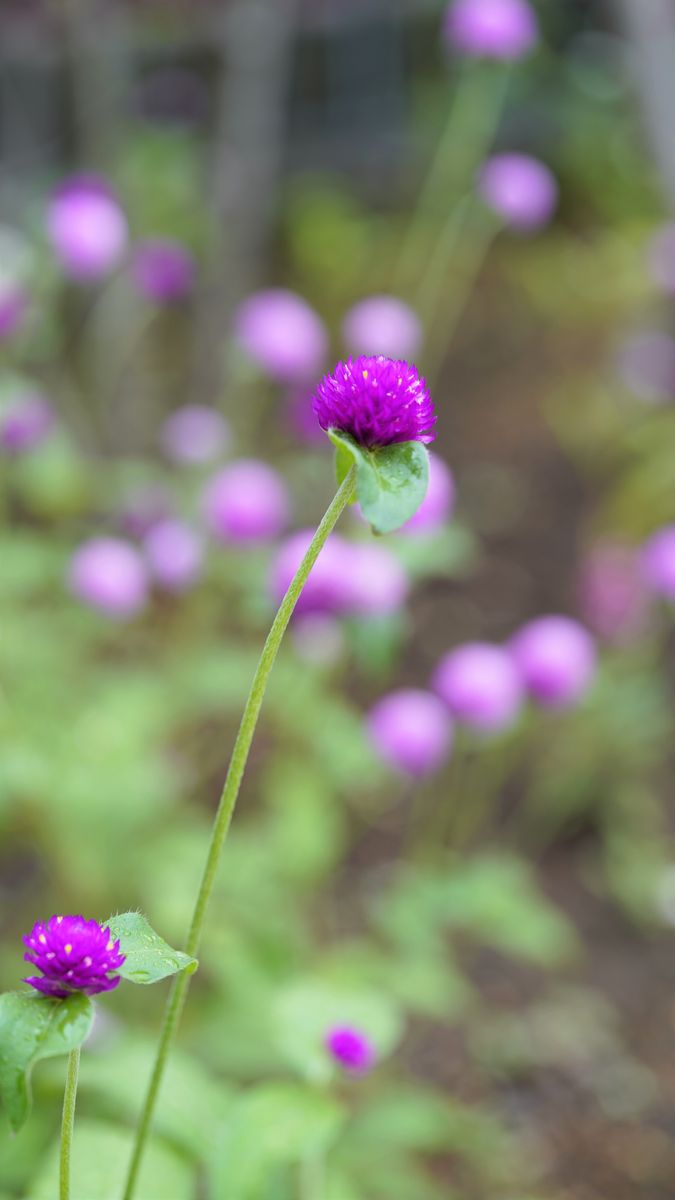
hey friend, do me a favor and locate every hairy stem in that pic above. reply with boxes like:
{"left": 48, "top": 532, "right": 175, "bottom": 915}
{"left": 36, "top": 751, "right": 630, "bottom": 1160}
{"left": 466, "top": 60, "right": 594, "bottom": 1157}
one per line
{"left": 59, "top": 1047, "right": 80, "bottom": 1200}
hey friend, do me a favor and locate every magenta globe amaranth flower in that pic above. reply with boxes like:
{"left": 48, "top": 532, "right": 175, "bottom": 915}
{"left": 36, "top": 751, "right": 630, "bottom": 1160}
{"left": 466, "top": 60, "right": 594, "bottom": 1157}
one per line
{"left": 69, "top": 537, "right": 149, "bottom": 618}
{"left": 342, "top": 296, "right": 423, "bottom": 360}
{"left": 132, "top": 238, "right": 196, "bottom": 303}
{"left": 144, "top": 519, "right": 203, "bottom": 593}
{"left": 444, "top": 0, "right": 538, "bottom": 60}
{"left": 478, "top": 154, "right": 558, "bottom": 232}
{"left": 401, "top": 451, "right": 455, "bottom": 535}
{"left": 510, "top": 616, "right": 596, "bottom": 708}
{"left": 0, "top": 392, "right": 54, "bottom": 455}
{"left": 313, "top": 356, "right": 435, "bottom": 449}
{"left": 368, "top": 688, "right": 454, "bottom": 778}
{"left": 47, "top": 175, "right": 128, "bottom": 282}
{"left": 433, "top": 642, "right": 523, "bottom": 733}
{"left": 161, "top": 404, "right": 230, "bottom": 465}
{"left": 325, "top": 1026, "right": 376, "bottom": 1074}
{"left": 24, "top": 914, "right": 125, "bottom": 999}
{"left": 203, "top": 459, "right": 289, "bottom": 544}
{"left": 234, "top": 289, "right": 328, "bottom": 383}
{"left": 641, "top": 526, "right": 675, "bottom": 600}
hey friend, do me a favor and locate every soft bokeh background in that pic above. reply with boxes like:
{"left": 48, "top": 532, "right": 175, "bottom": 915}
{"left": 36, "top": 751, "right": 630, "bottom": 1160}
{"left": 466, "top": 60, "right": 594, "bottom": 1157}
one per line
{"left": 2, "top": 1, "right": 675, "bottom": 1197}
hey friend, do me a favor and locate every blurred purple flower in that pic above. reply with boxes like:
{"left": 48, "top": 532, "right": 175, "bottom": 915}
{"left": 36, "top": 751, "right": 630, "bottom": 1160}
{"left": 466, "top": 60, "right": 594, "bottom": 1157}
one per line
{"left": 343, "top": 542, "right": 409, "bottom": 616}
{"left": 68, "top": 537, "right": 149, "bottom": 618}
{"left": 368, "top": 688, "right": 454, "bottom": 777}
{"left": 615, "top": 331, "right": 675, "bottom": 404}
{"left": 579, "top": 543, "right": 650, "bottom": 644}
{"left": 270, "top": 531, "right": 408, "bottom": 619}
{"left": 478, "top": 154, "right": 558, "bottom": 232}
{"left": 325, "top": 1026, "right": 376, "bottom": 1074}
{"left": 47, "top": 175, "right": 128, "bottom": 282}
{"left": 132, "top": 238, "right": 196, "bottom": 304}
{"left": 342, "top": 296, "right": 423, "bottom": 360}
{"left": 144, "top": 519, "right": 203, "bottom": 593}
{"left": 313, "top": 356, "right": 436, "bottom": 448}
{"left": 433, "top": 642, "right": 523, "bottom": 733}
{"left": 234, "top": 289, "right": 328, "bottom": 382}
{"left": 0, "top": 283, "right": 27, "bottom": 342}
{"left": 160, "top": 405, "right": 230, "bottom": 465}
{"left": 647, "top": 222, "right": 675, "bottom": 296}
{"left": 118, "top": 485, "right": 174, "bottom": 539}
{"left": 0, "top": 392, "right": 54, "bottom": 455}
{"left": 401, "top": 451, "right": 455, "bottom": 535}
{"left": 24, "top": 914, "right": 125, "bottom": 999}
{"left": 203, "top": 459, "right": 290, "bottom": 544}
{"left": 443, "top": 0, "right": 538, "bottom": 60}
{"left": 510, "top": 615, "right": 596, "bottom": 708}
{"left": 641, "top": 526, "right": 675, "bottom": 600}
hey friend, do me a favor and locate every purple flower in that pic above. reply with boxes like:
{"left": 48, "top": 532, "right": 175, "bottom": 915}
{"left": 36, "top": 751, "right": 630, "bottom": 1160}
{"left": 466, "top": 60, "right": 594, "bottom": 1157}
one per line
{"left": 203, "top": 459, "right": 290, "bottom": 544}
{"left": 0, "top": 392, "right": 54, "bottom": 455}
{"left": 343, "top": 542, "right": 409, "bottom": 616}
{"left": 648, "top": 222, "right": 675, "bottom": 296}
{"left": 368, "top": 688, "right": 454, "bottom": 777}
{"left": 68, "top": 537, "right": 149, "bottom": 618}
{"left": 433, "top": 642, "right": 524, "bottom": 733}
{"left": 132, "top": 238, "right": 196, "bottom": 304}
{"left": 270, "top": 530, "right": 354, "bottom": 616}
{"left": 510, "top": 616, "right": 596, "bottom": 708}
{"left": 312, "top": 356, "right": 436, "bottom": 449}
{"left": 342, "top": 296, "right": 423, "bottom": 360}
{"left": 0, "top": 283, "right": 28, "bottom": 342}
{"left": 160, "top": 405, "right": 230, "bottom": 465}
{"left": 615, "top": 331, "right": 675, "bottom": 404}
{"left": 143, "top": 519, "right": 203, "bottom": 593}
{"left": 478, "top": 154, "right": 558, "bottom": 232}
{"left": 579, "top": 543, "right": 650, "bottom": 644}
{"left": 640, "top": 526, "right": 675, "bottom": 600}
{"left": 23, "top": 914, "right": 125, "bottom": 999}
{"left": 325, "top": 1026, "right": 376, "bottom": 1074}
{"left": 234, "top": 289, "right": 328, "bottom": 383}
{"left": 118, "top": 484, "right": 174, "bottom": 539}
{"left": 47, "top": 175, "right": 128, "bottom": 282}
{"left": 401, "top": 451, "right": 455, "bottom": 535}
{"left": 443, "top": 0, "right": 538, "bottom": 60}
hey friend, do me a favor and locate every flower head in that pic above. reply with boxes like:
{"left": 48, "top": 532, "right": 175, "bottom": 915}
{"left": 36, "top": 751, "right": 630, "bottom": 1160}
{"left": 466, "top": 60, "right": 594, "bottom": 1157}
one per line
{"left": 68, "top": 537, "right": 149, "bottom": 618}
{"left": 433, "top": 642, "right": 523, "bottom": 733}
{"left": 203, "top": 459, "right": 290, "bottom": 544}
{"left": 160, "top": 404, "right": 230, "bottom": 465}
{"left": 325, "top": 1026, "right": 376, "bottom": 1074}
{"left": 312, "top": 356, "right": 435, "bottom": 449}
{"left": 143, "top": 519, "right": 203, "bottom": 593}
{"left": 342, "top": 296, "right": 423, "bottom": 360}
{"left": 443, "top": 0, "right": 539, "bottom": 60}
{"left": 132, "top": 238, "right": 196, "bottom": 304}
{"left": 368, "top": 688, "right": 454, "bottom": 777}
{"left": 641, "top": 526, "right": 675, "bottom": 600}
{"left": 510, "top": 615, "right": 596, "bottom": 708}
{"left": 478, "top": 154, "right": 558, "bottom": 232}
{"left": 47, "top": 175, "right": 128, "bottom": 282}
{"left": 24, "top": 914, "right": 125, "bottom": 998}
{"left": 234, "top": 289, "right": 328, "bottom": 383}
{"left": 579, "top": 543, "right": 650, "bottom": 644}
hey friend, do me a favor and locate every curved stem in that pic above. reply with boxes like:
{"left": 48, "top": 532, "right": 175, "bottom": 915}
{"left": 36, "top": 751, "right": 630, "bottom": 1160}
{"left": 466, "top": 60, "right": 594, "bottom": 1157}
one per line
{"left": 59, "top": 1047, "right": 80, "bottom": 1200}
{"left": 122, "top": 465, "right": 357, "bottom": 1200}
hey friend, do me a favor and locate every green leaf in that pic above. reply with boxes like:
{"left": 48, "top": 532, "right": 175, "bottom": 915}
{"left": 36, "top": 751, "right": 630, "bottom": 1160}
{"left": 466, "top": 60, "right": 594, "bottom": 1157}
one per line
{"left": 27, "top": 1118, "right": 194, "bottom": 1199}
{"left": 105, "top": 913, "right": 197, "bottom": 985}
{"left": 329, "top": 430, "right": 429, "bottom": 534}
{"left": 0, "top": 991, "right": 94, "bottom": 1132}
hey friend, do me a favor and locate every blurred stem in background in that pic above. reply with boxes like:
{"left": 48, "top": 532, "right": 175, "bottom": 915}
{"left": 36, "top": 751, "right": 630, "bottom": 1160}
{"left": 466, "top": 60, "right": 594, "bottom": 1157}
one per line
{"left": 122, "top": 465, "right": 357, "bottom": 1200}
{"left": 59, "top": 1047, "right": 80, "bottom": 1200}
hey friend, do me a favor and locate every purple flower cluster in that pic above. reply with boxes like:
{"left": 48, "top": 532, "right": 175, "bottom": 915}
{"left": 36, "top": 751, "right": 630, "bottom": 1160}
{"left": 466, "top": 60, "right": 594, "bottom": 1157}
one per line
{"left": 47, "top": 175, "right": 128, "bottom": 282}
{"left": 443, "top": 0, "right": 539, "bottom": 61}
{"left": 325, "top": 1026, "right": 375, "bottom": 1074}
{"left": 312, "top": 356, "right": 436, "bottom": 449}
{"left": 478, "top": 154, "right": 558, "bottom": 232}
{"left": 24, "top": 914, "right": 125, "bottom": 999}
{"left": 342, "top": 296, "right": 423, "bottom": 361}
{"left": 368, "top": 689, "right": 454, "bottom": 778}
{"left": 234, "top": 289, "right": 328, "bottom": 383}
{"left": 132, "top": 238, "right": 196, "bottom": 304}
{"left": 203, "top": 460, "right": 290, "bottom": 544}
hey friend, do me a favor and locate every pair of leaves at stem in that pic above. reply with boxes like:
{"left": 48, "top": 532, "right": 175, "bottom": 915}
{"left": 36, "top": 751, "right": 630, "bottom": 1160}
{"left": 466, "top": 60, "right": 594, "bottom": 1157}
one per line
{"left": 0, "top": 912, "right": 195, "bottom": 1133}
{"left": 330, "top": 430, "right": 429, "bottom": 534}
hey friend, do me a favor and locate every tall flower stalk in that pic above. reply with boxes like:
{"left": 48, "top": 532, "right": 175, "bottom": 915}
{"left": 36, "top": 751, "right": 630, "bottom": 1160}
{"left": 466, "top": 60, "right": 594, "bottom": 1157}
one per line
{"left": 59, "top": 1048, "right": 80, "bottom": 1200}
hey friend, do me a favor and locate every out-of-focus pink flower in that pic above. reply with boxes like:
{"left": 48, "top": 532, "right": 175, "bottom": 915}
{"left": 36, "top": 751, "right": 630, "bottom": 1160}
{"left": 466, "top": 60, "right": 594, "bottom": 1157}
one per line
{"left": 160, "top": 405, "right": 230, "bottom": 465}
{"left": 132, "top": 238, "right": 196, "bottom": 303}
{"left": 510, "top": 615, "right": 596, "bottom": 708}
{"left": 342, "top": 296, "right": 423, "bottom": 360}
{"left": 47, "top": 175, "right": 128, "bottom": 282}
{"left": 579, "top": 543, "right": 651, "bottom": 644}
{"left": 367, "top": 688, "right": 454, "bottom": 777}
{"left": 234, "top": 289, "right": 328, "bottom": 382}
{"left": 143, "top": 519, "right": 204, "bottom": 593}
{"left": 478, "top": 154, "right": 558, "bottom": 232}
{"left": 443, "top": 0, "right": 539, "bottom": 60}
{"left": 433, "top": 642, "right": 523, "bottom": 733}
{"left": 68, "top": 537, "right": 149, "bottom": 619}
{"left": 641, "top": 526, "right": 675, "bottom": 600}
{"left": 0, "top": 391, "right": 54, "bottom": 455}
{"left": 203, "top": 459, "right": 290, "bottom": 544}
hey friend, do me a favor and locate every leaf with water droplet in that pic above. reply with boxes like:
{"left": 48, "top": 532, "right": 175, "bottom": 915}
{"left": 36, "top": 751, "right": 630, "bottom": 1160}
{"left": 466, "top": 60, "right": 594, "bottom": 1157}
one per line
{"left": 0, "top": 991, "right": 93, "bottom": 1132}
{"left": 105, "top": 913, "right": 197, "bottom": 986}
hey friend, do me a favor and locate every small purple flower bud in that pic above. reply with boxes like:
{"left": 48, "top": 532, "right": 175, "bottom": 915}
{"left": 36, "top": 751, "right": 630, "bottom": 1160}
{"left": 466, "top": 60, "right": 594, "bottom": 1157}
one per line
{"left": 0, "top": 283, "right": 28, "bottom": 342}
{"left": 0, "top": 392, "right": 54, "bottom": 455}
{"left": 344, "top": 542, "right": 409, "bottom": 616}
{"left": 234, "top": 289, "right": 328, "bottom": 383}
{"left": 478, "top": 154, "right": 558, "bottom": 232}
{"left": 203, "top": 459, "right": 290, "bottom": 544}
{"left": 47, "top": 175, "right": 128, "bottom": 282}
{"left": 443, "top": 0, "right": 539, "bottom": 60}
{"left": 640, "top": 526, "right": 675, "bottom": 600}
{"left": 342, "top": 296, "right": 423, "bottom": 360}
{"left": 433, "top": 642, "right": 523, "bottom": 733}
{"left": 579, "top": 543, "right": 650, "bottom": 644}
{"left": 132, "top": 238, "right": 196, "bottom": 304}
{"left": 160, "top": 405, "right": 230, "bottom": 465}
{"left": 23, "top": 914, "right": 125, "bottom": 999}
{"left": 648, "top": 222, "right": 675, "bottom": 296}
{"left": 367, "top": 688, "right": 454, "bottom": 777}
{"left": 325, "top": 1026, "right": 376, "bottom": 1074}
{"left": 143, "top": 519, "right": 203, "bottom": 593}
{"left": 401, "top": 451, "right": 455, "bottom": 535}
{"left": 270, "top": 530, "right": 354, "bottom": 616}
{"left": 510, "top": 616, "right": 596, "bottom": 708}
{"left": 69, "top": 537, "right": 149, "bottom": 618}
{"left": 313, "top": 356, "right": 436, "bottom": 449}
{"left": 615, "top": 331, "right": 675, "bottom": 404}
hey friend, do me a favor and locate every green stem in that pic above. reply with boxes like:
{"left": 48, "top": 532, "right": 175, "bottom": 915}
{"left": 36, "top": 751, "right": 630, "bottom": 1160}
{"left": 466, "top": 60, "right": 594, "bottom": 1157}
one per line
{"left": 122, "top": 466, "right": 357, "bottom": 1200}
{"left": 59, "top": 1047, "right": 80, "bottom": 1200}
